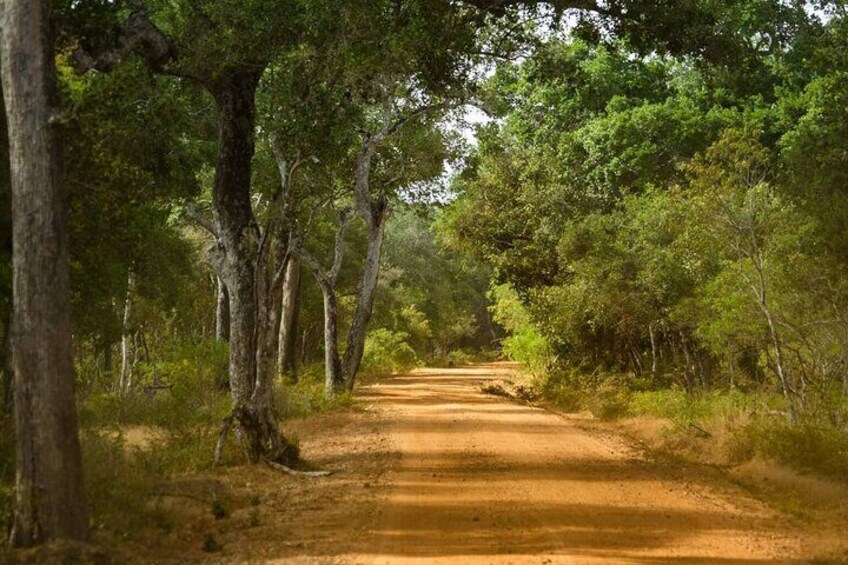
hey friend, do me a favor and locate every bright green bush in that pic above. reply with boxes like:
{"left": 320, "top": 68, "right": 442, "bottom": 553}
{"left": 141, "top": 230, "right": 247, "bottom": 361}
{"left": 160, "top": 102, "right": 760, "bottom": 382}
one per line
{"left": 360, "top": 328, "right": 419, "bottom": 377}
{"left": 488, "top": 284, "right": 551, "bottom": 377}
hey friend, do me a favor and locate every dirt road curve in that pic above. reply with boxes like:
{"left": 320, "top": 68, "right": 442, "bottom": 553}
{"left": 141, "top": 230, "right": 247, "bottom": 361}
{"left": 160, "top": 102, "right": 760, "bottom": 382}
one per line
{"left": 268, "top": 364, "right": 805, "bottom": 564}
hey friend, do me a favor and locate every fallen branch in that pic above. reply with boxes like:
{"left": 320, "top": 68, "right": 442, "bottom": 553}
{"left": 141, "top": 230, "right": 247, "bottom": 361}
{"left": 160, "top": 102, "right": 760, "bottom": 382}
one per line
{"left": 264, "top": 459, "right": 332, "bottom": 478}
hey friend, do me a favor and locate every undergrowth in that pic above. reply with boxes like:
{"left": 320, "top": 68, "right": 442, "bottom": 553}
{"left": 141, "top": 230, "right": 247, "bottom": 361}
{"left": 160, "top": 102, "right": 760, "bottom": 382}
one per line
{"left": 541, "top": 369, "right": 848, "bottom": 481}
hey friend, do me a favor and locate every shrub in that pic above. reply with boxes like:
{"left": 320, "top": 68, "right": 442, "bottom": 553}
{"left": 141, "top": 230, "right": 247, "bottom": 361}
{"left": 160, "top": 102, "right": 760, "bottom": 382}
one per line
{"left": 734, "top": 421, "right": 848, "bottom": 479}
{"left": 79, "top": 338, "right": 231, "bottom": 431}
{"left": 276, "top": 363, "right": 353, "bottom": 419}
{"left": 360, "top": 328, "right": 419, "bottom": 377}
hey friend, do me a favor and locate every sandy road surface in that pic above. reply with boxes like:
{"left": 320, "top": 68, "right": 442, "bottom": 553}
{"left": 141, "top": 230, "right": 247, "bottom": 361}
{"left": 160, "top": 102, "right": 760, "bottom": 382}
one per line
{"left": 211, "top": 364, "right": 813, "bottom": 564}
{"left": 338, "top": 364, "right": 802, "bottom": 564}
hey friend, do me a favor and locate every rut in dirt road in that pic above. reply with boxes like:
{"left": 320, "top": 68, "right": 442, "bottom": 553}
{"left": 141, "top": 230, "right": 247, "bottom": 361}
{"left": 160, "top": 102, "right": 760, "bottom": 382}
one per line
{"left": 342, "top": 364, "right": 802, "bottom": 565}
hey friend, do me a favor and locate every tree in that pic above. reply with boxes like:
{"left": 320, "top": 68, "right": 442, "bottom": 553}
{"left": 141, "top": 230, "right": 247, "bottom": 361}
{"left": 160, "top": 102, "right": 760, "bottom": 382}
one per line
{"left": 688, "top": 129, "right": 798, "bottom": 421}
{"left": 74, "top": 1, "right": 301, "bottom": 463}
{"left": 0, "top": 0, "right": 88, "bottom": 545}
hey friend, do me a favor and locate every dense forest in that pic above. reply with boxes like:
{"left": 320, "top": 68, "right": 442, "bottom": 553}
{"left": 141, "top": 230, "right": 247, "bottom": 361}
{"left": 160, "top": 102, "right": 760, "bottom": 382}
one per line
{"left": 1, "top": 0, "right": 847, "bottom": 561}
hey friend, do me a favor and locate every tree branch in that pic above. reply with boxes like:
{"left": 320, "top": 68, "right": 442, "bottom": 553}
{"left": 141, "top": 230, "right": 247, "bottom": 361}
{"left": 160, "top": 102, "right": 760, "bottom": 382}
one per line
{"left": 328, "top": 210, "right": 351, "bottom": 284}
{"left": 70, "top": 11, "right": 173, "bottom": 73}
{"left": 353, "top": 101, "right": 457, "bottom": 222}
{"left": 70, "top": 10, "right": 203, "bottom": 81}
{"left": 184, "top": 202, "right": 219, "bottom": 238}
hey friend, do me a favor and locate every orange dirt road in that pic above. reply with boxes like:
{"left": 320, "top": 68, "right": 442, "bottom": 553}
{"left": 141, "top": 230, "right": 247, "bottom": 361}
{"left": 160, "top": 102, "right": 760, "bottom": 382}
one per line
{"left": 268, "top": 364, "right": 806, "bottom": 565}
{"left": 335, "top": 365, "right": 802, "bottom": 564}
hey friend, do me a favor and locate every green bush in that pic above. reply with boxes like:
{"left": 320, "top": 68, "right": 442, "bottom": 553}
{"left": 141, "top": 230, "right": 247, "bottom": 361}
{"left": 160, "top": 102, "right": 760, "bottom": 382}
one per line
{"left": 488, "top": 284, "right": 552, "bottom": 377}
{"left": 360, "top": 328, "right": 419, "bottom": 377}
{"left": 426, "top": 348, "right": 499, "bottom": 367}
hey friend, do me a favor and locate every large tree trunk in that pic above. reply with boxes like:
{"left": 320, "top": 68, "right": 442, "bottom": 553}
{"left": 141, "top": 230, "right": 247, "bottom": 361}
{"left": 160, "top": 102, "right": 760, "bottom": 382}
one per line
{"left": 215, "top": 275, "right": 230, "bottom": 342}
{"left": 1, "top": 0, "right": 89, "bottom": 545}
{"left": 209, "top": 69, "right": 292, "bottom": 464}
{"left": 342, "top": 215, "right": 386, "bottom": 390}
{"left": 254, "top": 250, "right": 287, "bottom": 416}
{"left": 278, "top": 253, "right": 301, "bottom": 381}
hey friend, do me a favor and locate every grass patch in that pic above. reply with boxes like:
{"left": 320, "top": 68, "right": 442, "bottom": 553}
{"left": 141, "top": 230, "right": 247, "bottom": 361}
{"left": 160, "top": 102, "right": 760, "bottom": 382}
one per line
{"left": 540, "top": 370, "right": 848, "bottom": 481}
{"left": 277, "top": 363, "right": 353, "bottom": 419}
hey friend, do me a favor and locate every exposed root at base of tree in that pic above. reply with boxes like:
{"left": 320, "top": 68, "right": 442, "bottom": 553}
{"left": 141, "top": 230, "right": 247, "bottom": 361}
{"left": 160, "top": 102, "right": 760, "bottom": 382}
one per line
{"left": 213, "top": 410, "right": 300, "bottom": 467}
{"left": 264, "top": 459, "right": 333, "bottom": 478}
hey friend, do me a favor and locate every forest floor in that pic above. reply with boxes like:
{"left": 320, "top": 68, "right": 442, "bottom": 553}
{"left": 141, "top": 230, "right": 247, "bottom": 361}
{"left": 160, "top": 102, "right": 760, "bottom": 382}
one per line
{"left": 112, "top": 363, "right": 847, "bottom": 564}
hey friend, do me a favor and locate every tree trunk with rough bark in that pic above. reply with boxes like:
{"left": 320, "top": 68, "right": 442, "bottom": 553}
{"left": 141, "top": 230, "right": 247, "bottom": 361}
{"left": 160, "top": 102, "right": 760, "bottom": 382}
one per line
{"left": 754, "top": 259, "right": 797, "bottom": 424}
{"left": 254, "top": 247, "right": 287, "bottom": 415}
{"left": 1, "top": 0, "right": 89, "bottom": 545}
{"left": 209, "top": 69, "right": 294, "bottom": 464}
{"left": 215, "top": 275, "right": 230, "bottom": 342}
{"left": 648, "top": 322, "right": 658, "bottom": 379}
{"left": 278, "top": 253, "right": 301, "bottom": 381}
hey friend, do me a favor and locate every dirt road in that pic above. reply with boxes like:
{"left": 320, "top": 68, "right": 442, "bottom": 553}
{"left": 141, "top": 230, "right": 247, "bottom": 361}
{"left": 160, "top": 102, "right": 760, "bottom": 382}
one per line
{"left": 224, "top": 365, "right": 809, "bottom": 564}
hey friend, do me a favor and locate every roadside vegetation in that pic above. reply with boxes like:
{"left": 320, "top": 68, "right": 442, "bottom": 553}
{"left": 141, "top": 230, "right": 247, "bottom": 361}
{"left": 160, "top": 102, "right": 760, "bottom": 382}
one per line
{"left": 1, "top": 0, "right": 847, "bottom": 560}
{"left": 441, "top": 16, "right": 848, "bottom": 481}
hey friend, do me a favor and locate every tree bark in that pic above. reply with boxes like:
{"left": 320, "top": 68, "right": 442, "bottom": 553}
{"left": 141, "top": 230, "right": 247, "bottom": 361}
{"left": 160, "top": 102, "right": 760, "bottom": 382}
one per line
{"left": 278, "top": 253, "right": 301, "bottom": 381}
{"left": 298, "top": 214, "right": 350, "bottom": 397}
{"left": 316, "top": 281, "right": 345, "bottom": 396}
{"left": 254, "top": 247, "right": 287, "bottom": 417}
{"left": 215, "top": 275, "right": 230, "bottom": 342}
{"left": 209, "top": 69, "right": 294, "bottom": 464}
{"left": 342, "top": 214, "right": 386, "bottom": 389}
{"left": 648, "top": 322, "right": 658, "bottom": 379}
{"left": 1, "top": 0, "right": 89, "bottom": 545}
{"left": 754, "top": 261, "right": 797, "bottom": 424}
{"left": 679, "top": 332, "right": 695, "bottom": 393}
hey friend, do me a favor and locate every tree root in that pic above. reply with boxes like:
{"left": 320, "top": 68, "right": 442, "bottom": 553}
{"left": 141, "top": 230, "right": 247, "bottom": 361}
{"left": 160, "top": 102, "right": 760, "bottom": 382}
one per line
{"left": 264, "top": 459, "right": 332, "bottom": 478}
